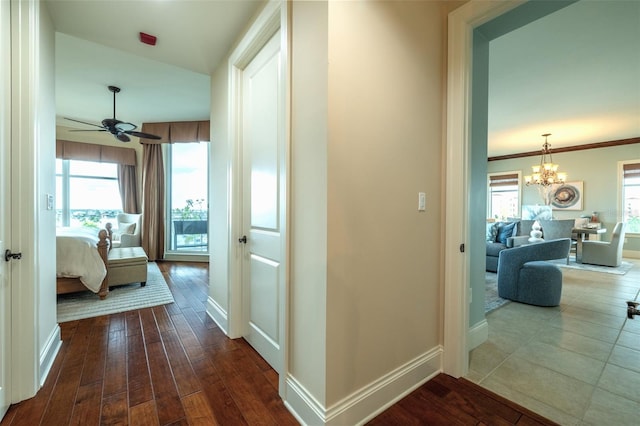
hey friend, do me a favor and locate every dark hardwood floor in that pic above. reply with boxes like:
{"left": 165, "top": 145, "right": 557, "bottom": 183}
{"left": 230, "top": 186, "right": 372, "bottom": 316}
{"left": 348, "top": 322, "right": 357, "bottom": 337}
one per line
{"left": 1, "top": 261, "right": 556, "bottom": 426}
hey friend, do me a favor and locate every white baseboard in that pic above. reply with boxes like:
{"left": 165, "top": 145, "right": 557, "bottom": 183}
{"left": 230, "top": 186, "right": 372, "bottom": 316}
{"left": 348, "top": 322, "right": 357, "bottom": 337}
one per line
{"left": 468, "top": 319, "right": 488, "bottom": 351}
{"left": 206, "top": 296, "right": 228, "bottom": 334}
{"left": 285, "top": 346, "right": 442, "bottom": 425}
{"left": 39, "top": 325, "right": 62, "bottom": 387}
{"left": 623, "top": 249, "right": 640, "bottom": 260}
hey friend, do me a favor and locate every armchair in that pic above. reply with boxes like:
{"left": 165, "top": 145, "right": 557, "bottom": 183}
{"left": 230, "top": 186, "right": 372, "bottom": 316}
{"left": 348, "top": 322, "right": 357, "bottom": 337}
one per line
{"left": 581, "top": 222, "right": 626, "bottom": 267}
{"left": 497, "top": 238, "right": 571, "bottom": 307}
{"left": 111, "top": 213, "right": 142, "bottom": 248}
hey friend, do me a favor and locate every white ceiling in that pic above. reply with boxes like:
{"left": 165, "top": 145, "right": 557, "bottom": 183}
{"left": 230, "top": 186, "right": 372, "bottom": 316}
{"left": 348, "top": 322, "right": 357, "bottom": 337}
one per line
{"left": 46, "top": 0, "right": 263, "bottom": 132}
{"left": 46, "top": 1, "right": 639, "bottom": 155}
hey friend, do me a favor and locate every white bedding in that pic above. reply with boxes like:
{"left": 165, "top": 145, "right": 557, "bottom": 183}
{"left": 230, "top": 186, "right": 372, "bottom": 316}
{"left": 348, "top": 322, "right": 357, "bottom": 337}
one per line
{"left": 56, "top": 227, "right": 107, "bottom": 293}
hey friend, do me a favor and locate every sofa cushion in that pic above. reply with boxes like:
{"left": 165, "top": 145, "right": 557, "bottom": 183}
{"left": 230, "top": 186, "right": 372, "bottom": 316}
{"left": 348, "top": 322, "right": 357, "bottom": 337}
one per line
{"left": 486, "top": 242, "right": 507, "bottom": 257}
{"left": 496, "top": 221, "right": 517, "bottom": 244}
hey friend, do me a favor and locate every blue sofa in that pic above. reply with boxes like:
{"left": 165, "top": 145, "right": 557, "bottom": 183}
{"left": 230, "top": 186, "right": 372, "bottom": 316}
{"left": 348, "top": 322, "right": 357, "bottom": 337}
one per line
{"left": 497, "top": 238, "right": 571, "bottom": 307}
{"left": 486, "top": 220, "right": 535, "bottom": 272}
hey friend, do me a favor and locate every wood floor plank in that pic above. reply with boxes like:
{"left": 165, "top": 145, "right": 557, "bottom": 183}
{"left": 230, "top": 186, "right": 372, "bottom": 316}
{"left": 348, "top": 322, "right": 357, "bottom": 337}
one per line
{"left": 145, "top": 341, "right": 186, "bottom": 424}
{"left": 158, "top": 326, "right": 201, "bottom": 397}
{"left": 181, "top": 391, "right": 220, "bottom": 426}
{"left": 68, "top": 381, "right": 102, "bottom": 425}
{"left": 126, "top": 342, "right": 153, "bottom": 408}
{"left": 129, "top": 400, "right": 160, "bottom": 426}
{"left": 79, "top": 317, "right": 109, "bottom": 386}
{"left": 140, "top": 309, "right": 161, "bottom": 346}
{"left": 100, "top": 391, "right": 129, "bottom": 426}
{"left": 103, "top": 329, "right": 127, "bottom": 397}
{"left": 170, "top": 312, "right": 206, "bottom": 362}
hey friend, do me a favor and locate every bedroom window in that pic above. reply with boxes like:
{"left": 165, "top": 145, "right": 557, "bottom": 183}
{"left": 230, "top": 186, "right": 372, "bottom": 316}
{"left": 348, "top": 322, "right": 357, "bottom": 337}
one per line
{"left": 621, "top": 161, "right": 640, "bottom": 234}
{"left": 56, "top": 159, "right": 122, "bottom": 228}
{"left": 166, "top": 142, "right": 209, "bottom": 254}
{"left": 488, "top": 172, "right": 521, "bottom": 220}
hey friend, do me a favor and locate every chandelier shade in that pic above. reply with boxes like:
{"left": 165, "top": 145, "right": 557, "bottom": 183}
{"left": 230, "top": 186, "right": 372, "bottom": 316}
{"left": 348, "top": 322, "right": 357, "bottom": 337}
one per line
{"left": 524, "top": 133, "right": 567, "bottom": 187}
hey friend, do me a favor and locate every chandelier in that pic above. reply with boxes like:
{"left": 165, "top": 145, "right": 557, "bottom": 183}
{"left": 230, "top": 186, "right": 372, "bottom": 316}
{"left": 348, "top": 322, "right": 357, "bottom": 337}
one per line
{"left": 524, "top": 133, "right": 567, "bottom": 187}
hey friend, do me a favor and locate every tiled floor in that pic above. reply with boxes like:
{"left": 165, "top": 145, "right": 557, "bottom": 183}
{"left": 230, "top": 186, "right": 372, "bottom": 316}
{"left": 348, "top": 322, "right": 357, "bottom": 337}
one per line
{"left": 468, "top": 258, "right": 640, "bottom": 425}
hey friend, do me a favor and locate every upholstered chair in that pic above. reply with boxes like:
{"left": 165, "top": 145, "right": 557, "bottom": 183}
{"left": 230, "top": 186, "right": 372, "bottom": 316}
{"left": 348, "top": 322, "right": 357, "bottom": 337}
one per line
{"left": 581, "top": 222, "right": 626, "bottom": 267}
{"left": 111, "top": 213, "right": 142, "bottom": 248}
{"left": 538, "top": 219, "right": 576, "bottom": 264}
{"left": 497, "top": 238, "right": 571, "bottom": 307}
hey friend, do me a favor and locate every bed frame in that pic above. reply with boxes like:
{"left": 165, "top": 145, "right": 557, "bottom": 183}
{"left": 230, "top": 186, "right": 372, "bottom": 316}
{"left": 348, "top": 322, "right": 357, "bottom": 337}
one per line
{"left": 56, "top": 228, "right": 111, "bottom": 299}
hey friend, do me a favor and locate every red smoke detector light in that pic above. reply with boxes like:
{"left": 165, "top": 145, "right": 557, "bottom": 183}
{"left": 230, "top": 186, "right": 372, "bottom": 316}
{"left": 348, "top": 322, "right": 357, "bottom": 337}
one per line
{"left": 139, "top": 32, "right": 157, "bottom": 46}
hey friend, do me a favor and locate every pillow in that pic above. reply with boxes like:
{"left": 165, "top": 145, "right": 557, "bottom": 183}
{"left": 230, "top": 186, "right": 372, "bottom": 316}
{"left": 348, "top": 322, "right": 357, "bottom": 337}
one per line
{"left": 119, "top": 222, "right": 136, "bottom": 235}
{"left": 487, "top": 223, "right": 499, "bottom": 242}
{"left": 496, "top": 221, "right": 517, "bottom": 244}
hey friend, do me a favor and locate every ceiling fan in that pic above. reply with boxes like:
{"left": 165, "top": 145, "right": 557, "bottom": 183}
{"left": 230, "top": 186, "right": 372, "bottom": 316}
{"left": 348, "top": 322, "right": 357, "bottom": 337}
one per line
{"left": 65, "top": 85, "right": 162, "bottom": 142}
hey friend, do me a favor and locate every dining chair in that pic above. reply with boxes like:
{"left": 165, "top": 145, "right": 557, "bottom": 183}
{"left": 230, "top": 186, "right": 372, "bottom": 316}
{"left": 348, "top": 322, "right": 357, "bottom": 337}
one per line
{"left": 538, "top": 219, "right": 576, "bottom": 264}
{"left": 581, "top": 222, "right": 626, "bottom": 267}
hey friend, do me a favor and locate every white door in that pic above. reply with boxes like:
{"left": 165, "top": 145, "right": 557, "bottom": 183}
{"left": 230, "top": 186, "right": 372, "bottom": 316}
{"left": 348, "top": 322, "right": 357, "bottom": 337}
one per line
{"left": 0, "top": 0, "right": 12, "bottom": 418}
{"left": 240, "top": 30, "right": 283, "bottom": 373}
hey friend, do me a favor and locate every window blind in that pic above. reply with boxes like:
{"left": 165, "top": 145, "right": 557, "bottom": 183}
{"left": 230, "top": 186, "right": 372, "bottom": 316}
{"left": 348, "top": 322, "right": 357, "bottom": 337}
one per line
{"left": 489, "top": 173, "right": 519, "bottom": 187}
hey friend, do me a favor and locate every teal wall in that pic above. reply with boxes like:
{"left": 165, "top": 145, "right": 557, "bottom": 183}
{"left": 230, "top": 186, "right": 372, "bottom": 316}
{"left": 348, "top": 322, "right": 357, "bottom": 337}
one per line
{"left": 488, "top": 143, "right": 640, "bottom": 254}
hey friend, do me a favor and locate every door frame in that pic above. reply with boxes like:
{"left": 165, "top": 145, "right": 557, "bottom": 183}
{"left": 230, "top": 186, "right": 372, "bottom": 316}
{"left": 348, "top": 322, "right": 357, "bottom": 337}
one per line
{"left": 0, "top": 0, "right": 42, "bottom": 406}
{"left": 226, "top": 0, "right": 290, "bottom": 393}
{"left": 443, "top": 0, "right": 524, "bottom": 377}
{"left": 0, "top": 0, "right": 11, "bottom": 416}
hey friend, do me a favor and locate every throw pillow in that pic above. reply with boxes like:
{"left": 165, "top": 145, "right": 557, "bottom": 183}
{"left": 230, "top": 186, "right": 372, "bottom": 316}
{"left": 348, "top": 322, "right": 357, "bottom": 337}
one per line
{"left": 496, "top": 221, "right": 517, "bottom": 244}
{"left": 119, "top": 222, "right": 136, "bottom": 235}
{"left": 487, "top": 223, "right": 499, "bottom": 242}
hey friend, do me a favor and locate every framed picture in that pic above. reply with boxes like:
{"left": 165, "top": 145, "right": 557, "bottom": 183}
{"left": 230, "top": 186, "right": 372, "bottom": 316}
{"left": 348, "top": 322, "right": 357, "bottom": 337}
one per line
{"left": 522, "top": 205, "right": 552, "bottom": 220}
{"left": 551, "top": 181, "right": 583, "bottom": 210}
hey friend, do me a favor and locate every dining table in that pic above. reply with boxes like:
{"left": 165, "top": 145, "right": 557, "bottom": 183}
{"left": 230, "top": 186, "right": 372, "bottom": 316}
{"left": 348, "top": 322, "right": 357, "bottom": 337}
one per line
{"left": 572, "top": 226, "right": 607, "bottom": 263}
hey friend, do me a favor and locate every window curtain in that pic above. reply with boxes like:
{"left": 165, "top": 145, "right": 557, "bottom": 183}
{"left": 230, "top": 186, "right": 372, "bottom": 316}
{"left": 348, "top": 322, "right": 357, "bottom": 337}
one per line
{"left": 117, "top": 165, "right": 140, "bottom": 214}
{"left": 137, "top": 121, "right": 210, "bottom": 260}
{"left": 141, "top": 144, "right": 165, "bottom": 261}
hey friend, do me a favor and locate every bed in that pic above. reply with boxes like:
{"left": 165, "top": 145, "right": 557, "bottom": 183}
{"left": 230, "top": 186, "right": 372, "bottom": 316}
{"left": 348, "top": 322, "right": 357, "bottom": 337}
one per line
{"left": 56, "top": 227, "right": 110, "bottom": 299}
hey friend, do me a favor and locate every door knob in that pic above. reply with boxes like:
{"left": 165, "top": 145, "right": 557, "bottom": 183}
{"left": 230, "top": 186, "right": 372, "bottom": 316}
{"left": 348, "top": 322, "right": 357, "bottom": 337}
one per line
{"left": 238, "top": 235, "right": 247, "bottom": 244}
{"left": 4, "top": 249, "right": 22, "bottom": 262}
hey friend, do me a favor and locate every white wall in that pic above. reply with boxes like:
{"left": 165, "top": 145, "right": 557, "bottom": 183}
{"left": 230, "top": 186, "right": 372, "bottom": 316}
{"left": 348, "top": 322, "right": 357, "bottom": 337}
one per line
{"left": 210, "top": 0, "right": 463, "bottom": 422}
{"left": 289, "top": 0, "right": 329, "bottom": 405}
{"left": 323, "top": 0, "right": 448, "bottom": 405}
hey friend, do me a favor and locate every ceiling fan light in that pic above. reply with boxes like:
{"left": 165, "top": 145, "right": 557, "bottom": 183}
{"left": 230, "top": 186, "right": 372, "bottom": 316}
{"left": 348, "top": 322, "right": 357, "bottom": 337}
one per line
{"left": 115, "top": 122, "right": 137, "bottom": 132}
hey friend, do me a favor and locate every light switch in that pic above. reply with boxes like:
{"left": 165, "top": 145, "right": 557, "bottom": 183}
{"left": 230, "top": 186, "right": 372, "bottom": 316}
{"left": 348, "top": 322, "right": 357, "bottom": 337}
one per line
{"left": 418, "top": 192, "right": 426, "bottom": 212}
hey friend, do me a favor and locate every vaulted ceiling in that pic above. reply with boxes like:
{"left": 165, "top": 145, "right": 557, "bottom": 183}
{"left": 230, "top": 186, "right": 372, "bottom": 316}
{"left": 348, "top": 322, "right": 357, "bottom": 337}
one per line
{"left": 46, "top": 0, "right": 639, "bottom": 156}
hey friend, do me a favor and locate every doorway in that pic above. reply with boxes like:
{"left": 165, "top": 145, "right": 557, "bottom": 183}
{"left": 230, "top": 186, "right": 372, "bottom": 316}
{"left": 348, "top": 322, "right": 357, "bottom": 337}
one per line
{"left": 444, "top": 0, "right": 577, "bottom": 377}
{"left": 226, "top": 1, "right": 288, "bottom": 381}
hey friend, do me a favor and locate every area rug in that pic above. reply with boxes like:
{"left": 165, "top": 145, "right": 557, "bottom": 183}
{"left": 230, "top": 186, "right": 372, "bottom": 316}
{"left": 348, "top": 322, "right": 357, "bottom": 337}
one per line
{"left": 549, "top": 259, "right": 633, "bottom": 275}
{"left": 485, "top": 272, "right": 510, "bottom": 314}
{"left": 57, "top": 262, "right": 174, "bottom": 322}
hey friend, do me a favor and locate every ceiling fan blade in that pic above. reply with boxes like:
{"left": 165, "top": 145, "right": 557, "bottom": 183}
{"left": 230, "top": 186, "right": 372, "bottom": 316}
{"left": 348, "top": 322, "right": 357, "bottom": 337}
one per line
{"left": 116, "top": 133, "right": 131, "bottom": 142}
{"left": 64, "top": 117, "right": 106, "bottom": 129}
{"left": 68, "top": 129, "right": 108, "bottom": 132}
{"left": 126, "top": 131, "right": 162, "bottom": 140}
